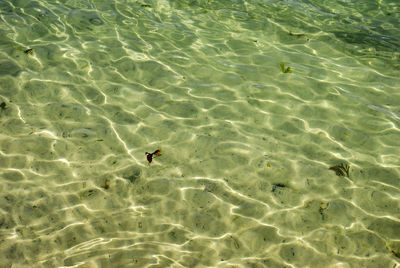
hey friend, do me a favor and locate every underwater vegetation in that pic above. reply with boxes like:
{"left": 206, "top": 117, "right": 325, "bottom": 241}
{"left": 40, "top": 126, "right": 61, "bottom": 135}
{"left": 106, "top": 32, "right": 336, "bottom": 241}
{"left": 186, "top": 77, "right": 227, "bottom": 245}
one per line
{"left": 392, "top": 249, "right": 400, "bottom": 259}
{"left": 280, "top": 62, "right": 292, "bottom": 73}
{"left": 102, "top": 178, "right": 110, "bottom": 190}
{"left": 289, "top": 31, "right": 306, "bottom": 38}
{"left": 145, "top": 149, "right": 162, "bottom": 163}
{"left": 333, "top": 31, "right": 400, "bottom": 52}
{"left": 24, "top": 48, "right": 34, "bottom": 55}
{"left": 0, "top": 102, "right": 7, "bottom": 110}
{"left": 329, "top": 163, "right": 350, "bottom": 178}
{"left": 9, "top": 44, "right": 34, "bottom": 55}
{"left": 271, "top": 183, "right": 287, "bottom": 192}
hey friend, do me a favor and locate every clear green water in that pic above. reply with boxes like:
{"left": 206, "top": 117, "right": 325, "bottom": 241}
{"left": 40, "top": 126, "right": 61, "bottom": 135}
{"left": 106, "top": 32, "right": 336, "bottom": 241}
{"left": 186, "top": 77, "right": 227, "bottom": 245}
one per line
{"left": 1, "top": 0, "right": 400, "bottom": 267}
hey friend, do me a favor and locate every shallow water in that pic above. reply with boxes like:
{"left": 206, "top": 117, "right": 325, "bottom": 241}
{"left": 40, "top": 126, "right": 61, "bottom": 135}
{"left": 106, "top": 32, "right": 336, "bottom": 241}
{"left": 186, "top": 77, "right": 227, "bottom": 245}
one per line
{"left": 1, "top": 0, "right": 400, "bottom": 267}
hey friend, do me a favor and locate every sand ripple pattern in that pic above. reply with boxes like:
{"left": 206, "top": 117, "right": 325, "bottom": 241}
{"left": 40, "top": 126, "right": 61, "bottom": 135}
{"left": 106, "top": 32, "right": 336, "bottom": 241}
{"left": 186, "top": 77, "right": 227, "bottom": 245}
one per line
{"left": 0, "top": 0, "right": 400, "bottom": 267}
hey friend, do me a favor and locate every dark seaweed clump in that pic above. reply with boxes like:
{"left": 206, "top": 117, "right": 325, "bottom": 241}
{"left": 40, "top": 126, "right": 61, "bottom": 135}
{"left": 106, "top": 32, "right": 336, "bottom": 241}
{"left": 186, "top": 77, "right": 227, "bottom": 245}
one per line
{"left": 272, "top": 183, "right": 287, "bottom": 192}
{"left": 24, "top": 48, "right": 33, "bottom": 55}
{"left": 329, "top": 163, "right": 350, "bottom": 178}
{"left": 89, "top": 18, "right": 103, "bottom": 26}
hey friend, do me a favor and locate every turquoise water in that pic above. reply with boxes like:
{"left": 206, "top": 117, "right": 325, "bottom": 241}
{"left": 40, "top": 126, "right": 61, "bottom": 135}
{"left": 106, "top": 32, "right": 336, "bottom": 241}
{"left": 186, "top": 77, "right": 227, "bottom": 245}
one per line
{"left": 1, "top": 0, "right": 400, "bottom": 267}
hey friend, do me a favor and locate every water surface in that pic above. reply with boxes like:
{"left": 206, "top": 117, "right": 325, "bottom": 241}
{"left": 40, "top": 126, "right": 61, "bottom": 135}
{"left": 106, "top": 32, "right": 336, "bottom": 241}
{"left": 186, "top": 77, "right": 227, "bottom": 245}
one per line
{"left": 1, "top": 0, "right": 400, "bottom": 267}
